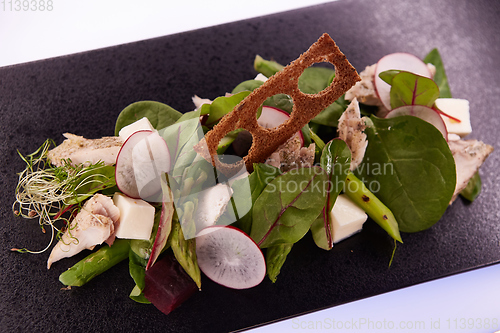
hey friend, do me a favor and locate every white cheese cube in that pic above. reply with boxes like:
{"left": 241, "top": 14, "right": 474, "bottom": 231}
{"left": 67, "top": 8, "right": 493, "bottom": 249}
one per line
{"left": 112, "top": 192, "right": 155, "bottom": 240}
{"left": 118, "top": 117, "right": 155, "bottom": 141}
{"left": 435, "top": 98, "right": 472, "bottom": 137}
{"left": 254, "top": 73, "right": 268, "bottom": 82}
{"left": 331, "top": 194, "right": 368, "bottom": 243}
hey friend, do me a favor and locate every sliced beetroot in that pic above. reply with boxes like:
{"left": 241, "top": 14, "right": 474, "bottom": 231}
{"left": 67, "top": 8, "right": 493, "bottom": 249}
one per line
{"left": 257, "top": 106, "right": 304, "bottom": 146}
{"left": 196, "top": 226, "right": 266, "bottom": 289}
{"left": 143, "top": 252, "right": 198, "bottom": 315}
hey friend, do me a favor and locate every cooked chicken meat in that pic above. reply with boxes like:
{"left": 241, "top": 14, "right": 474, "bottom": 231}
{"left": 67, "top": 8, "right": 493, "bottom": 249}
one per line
{"left": 337, "top": 98, "right": 368, "bottom": 171}
{"left": 47, "top": 194, "right": 120, "bottom": 269}
{"left": 47, "top": 133, "right": 123, "bottom": 167}
{"left": 448, "top": 139, "right": 494, "bottom": 203}
{"left": 265, "top": 135, "right": 315, "bottom": 172}
{"left": 345, "top": 64, "right": 382, "bottom": 106}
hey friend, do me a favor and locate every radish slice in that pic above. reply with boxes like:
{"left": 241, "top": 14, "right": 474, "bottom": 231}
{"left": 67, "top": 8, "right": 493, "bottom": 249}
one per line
{"left": 115, "top": 130, "right": 170, "bottom": 200}
{"left": 196, "top": 226, "right": 266, "bottom": 289}
{"left": 257, "top": 106, "right": 304, "bottom": 146}
{"left": 374, "top": 53, "right": 432, "bottom": 110}
{"left": 385, "top": 105, "right": 448, "bottom": 139}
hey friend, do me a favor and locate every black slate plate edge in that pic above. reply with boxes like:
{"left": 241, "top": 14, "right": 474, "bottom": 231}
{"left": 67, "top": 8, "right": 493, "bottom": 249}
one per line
{"left": 1, "top": 0, "right": 499, "bottom": 332}
{"left": 237, "top": 261, "right": 500, "bottom": 332}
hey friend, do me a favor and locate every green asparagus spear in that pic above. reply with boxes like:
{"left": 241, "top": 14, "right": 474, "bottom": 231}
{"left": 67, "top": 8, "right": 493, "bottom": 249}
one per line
{"left": 170, "top": 220, "right": 201, "bottom": 289}
{"left": 59, "top": 239, "right": 130, "bottom": 287}
{"left": 344, "top": 172, "right": 402, "bottom": 243}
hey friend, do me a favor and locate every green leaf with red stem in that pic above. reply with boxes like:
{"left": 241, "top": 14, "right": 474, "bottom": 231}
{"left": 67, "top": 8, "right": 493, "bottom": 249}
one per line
{"left": 310, "top": 139, "right": 351, "bottom": 250}
{"left": 389, "top": 71, "right": 440, "bottom": 109}
{"left": 250, "top": 166, "right": 327, "bottom": 248}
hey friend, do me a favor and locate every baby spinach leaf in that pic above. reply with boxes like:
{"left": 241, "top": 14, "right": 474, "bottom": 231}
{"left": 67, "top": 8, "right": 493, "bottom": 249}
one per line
{"left": 264, "top": 94, "right": 294, "bottom": 113}
{"left": 460, "top": 171, "right": 482, "bottom": 202}
{"left": 298, "top": 67, "right": 335, "bottom": 94}
{"left": 424, "top": 48, "right": 452, "bottom": 98}
{"left": 389, "top": 71, "right": 440, "bottom": 109}
{"left": 250, "top": 166, "right": 328, "bottom": 248}
{"left": 128, "top": 250, "right": 150, "bottom": 304}
{"left": 233, "top": 164, "right": 282, "bottom": 234}
{"left": 266, "top": 243, "right": 293, "bottom": 283}
{"left": 356, "top": 116, "right": 456, "bottom": 233}
{"left": 129, "top": 285, "right": 150, "bottom": 304}
{"left": 310, "top": 95, "right": 349, "bottom": 128}
{"left": 115, "top": 101, "right": 183, "bottom": 135}
{"left": 232, "top": 79, "right": 264, "bottom": 94}
{"left": 253, "top": 55, "right": 334, "bottom": 95}
{"left": 205, "top": 91, "right": 251, "bottom": 126}
{"left": 311, "top": 139, "right": 351, "bottom": 250}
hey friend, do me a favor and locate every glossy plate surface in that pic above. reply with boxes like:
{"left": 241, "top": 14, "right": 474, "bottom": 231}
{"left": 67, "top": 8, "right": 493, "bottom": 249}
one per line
{"left": 1, "top": 0, "right": 499, "bottom": 331}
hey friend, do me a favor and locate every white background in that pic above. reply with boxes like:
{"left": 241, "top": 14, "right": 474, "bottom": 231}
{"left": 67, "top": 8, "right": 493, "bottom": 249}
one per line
{"left": 1, "top": 1, "right": 499, "bottom": 332}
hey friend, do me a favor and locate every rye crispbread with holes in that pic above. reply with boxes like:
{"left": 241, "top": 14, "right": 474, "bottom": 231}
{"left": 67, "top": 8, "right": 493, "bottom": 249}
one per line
{"left": 195, "top": 33, "right": 361, "bottom": 174}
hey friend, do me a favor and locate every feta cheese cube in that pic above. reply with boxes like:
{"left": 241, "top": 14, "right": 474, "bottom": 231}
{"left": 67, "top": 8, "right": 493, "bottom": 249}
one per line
{"left": 119, "top": 117, "right": 155, "bottom": 141}
{"left": 331, "top": 194, "right": 368, "bottom": 243}
{"left": 254, "top": 73, "right": 268, "bottom": 82}
{"left": 112, "top": 192, "right": 155, "bottom": 240}
{"left": 435, "top": 98, "right": 472, "bottom": 137}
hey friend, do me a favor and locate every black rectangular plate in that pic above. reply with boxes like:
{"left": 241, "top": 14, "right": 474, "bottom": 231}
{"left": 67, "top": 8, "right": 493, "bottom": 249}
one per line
{"left": 1, "top": 0, "right": 499, "bottom": 332}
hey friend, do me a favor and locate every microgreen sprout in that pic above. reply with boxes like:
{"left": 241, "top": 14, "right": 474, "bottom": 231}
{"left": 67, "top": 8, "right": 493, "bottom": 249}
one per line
{"left": 12, "top": 139, "right": 116, "bottom": 254}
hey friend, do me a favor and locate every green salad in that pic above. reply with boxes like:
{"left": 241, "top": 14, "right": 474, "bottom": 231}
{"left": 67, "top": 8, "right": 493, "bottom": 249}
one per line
{"left": 11, "top": 44, "right": 493, "bottom": 315}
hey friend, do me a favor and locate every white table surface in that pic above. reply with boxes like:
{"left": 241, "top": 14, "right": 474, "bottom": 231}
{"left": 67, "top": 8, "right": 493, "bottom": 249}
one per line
{"left": 1, "top": 1, "right": 499, "bottom": 332}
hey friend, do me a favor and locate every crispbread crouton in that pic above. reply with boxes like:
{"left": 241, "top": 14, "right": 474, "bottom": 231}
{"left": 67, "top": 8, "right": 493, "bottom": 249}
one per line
{"left": 195, "top": 33, "right": 361, "bottom": 174}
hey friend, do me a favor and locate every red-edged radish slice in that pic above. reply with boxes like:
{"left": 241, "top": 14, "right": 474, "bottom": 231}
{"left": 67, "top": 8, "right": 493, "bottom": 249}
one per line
{"left": 115, "top": 130, "right": 170, "bottom": 200}
{"left": 257, "top": 106, "right": 304, "bottom": 146}
{"left": 385, "top": 105, "right": 448, "bottom": 139}
{"left": 374, "top": 53, "right": 432, "bottom": 110}
{"left": 196, "top": 226, "right": 266, "bottom": 289}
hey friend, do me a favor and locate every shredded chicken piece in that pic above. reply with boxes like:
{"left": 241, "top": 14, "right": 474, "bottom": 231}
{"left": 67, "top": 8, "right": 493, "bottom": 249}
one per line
{"left": 337, "top": 98, "right": 368, "bottom": 170}
{"left": 47, "top": 194, "right": 120, "bottom": 269}
{"left": 265, "top": 135, "right": 315, "bottom": 172}
{"left": 47, "top": 133, "right": 123, "bottom": 167}
{"left": 448, "top": 139, "right": 494, "bottom": 203}
{"left": 345, "top": 64, "right": 382, "bottom": 106}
